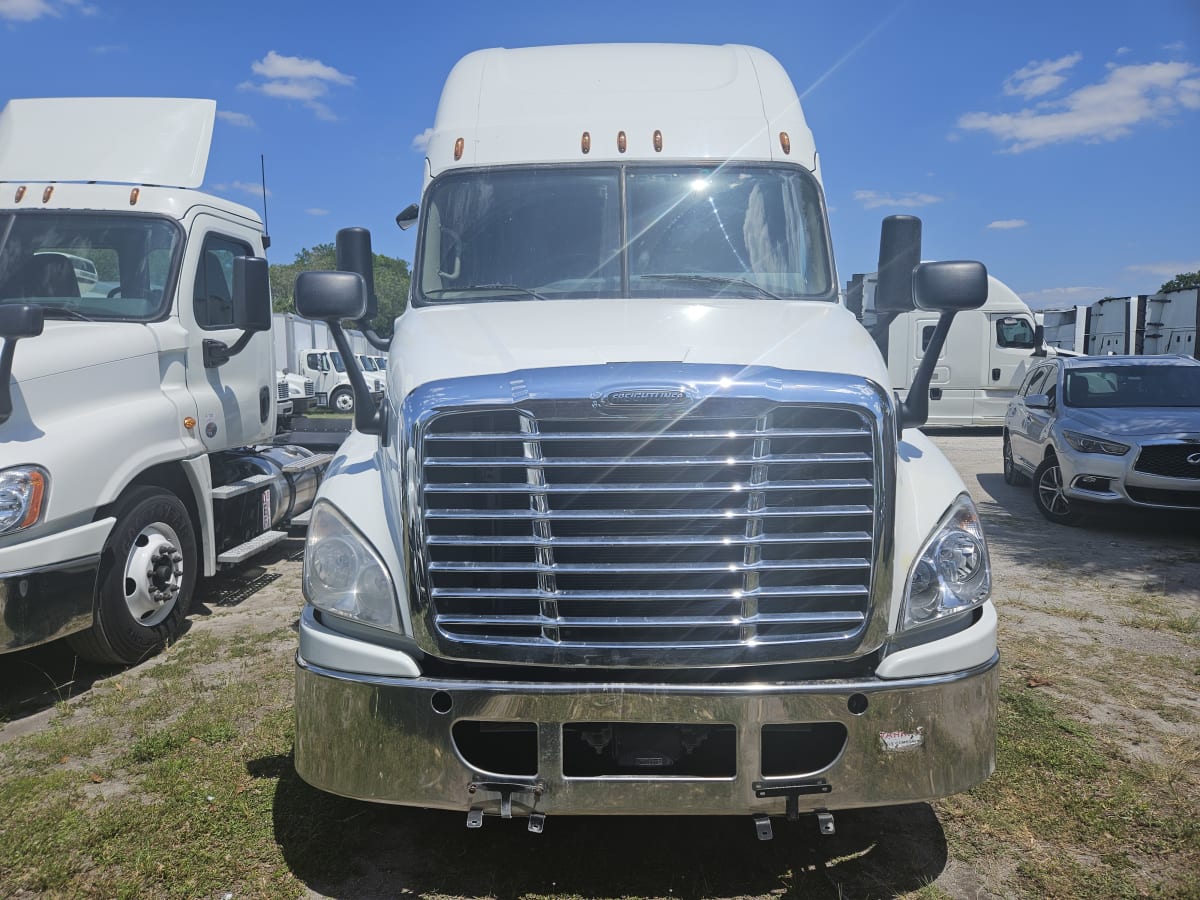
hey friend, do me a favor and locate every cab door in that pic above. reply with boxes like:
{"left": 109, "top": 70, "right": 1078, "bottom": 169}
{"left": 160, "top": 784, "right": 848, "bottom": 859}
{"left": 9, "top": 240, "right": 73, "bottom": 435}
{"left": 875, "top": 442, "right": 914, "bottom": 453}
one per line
{"left": 181, "top": 215, "right": 274, "bottom": 450}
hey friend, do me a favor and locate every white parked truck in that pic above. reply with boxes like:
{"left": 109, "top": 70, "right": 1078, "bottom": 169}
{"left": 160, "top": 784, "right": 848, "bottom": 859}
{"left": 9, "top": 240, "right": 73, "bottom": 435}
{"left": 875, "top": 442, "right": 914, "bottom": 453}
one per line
{"left": 292, "top": 44, "right": 998, "bottom": 837}
{"left": 297, "top": 347, "right": 384, "bottom": 412}
{"left": 848, "top": 270, "right": 1043, "bottom": 426}
{"left": 0, "top": 98, "right": 329, "bottom": 665}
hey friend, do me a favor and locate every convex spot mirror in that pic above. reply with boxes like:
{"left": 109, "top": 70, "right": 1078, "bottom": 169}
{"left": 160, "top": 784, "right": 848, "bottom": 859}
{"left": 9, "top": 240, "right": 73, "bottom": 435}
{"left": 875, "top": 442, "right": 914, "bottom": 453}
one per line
{"left": 232, "top": 257, "right": 272, "bottom": 333}
{"left": 295, "top": 271, "right": 367, "bottom": 321}
{"left": 913, "top": 260, "right": 988, "bottom": 312}
{"left": 0, "top": 303, "right": 45, "bottom": 339}
{"left": 395, "top": 203, "right": 419, "bottom": 231}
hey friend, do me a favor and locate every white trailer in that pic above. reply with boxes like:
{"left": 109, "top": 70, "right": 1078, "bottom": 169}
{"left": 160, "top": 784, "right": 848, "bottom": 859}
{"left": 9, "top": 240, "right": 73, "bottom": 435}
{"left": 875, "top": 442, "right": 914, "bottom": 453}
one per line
{"left": 1144, "top": 288, "right": 1199, "bottom": 358}
{"left": 0, "top": 98, "right": 329, "bottom": 664}
{"left": 290, "top": 44, "right": 998, "bottom": 835}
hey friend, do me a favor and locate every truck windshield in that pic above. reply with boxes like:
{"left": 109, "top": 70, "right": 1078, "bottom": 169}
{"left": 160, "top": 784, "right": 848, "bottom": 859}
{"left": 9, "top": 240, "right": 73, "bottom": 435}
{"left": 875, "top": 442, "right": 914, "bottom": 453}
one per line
{"left": 0, "top": 212, "right": 180, "bottom": 321}
{"left": 416, "top": 164, "right": 833, "bottom": 304}
{"left": 329, "top": 351, "right": 346, "bottom": 373}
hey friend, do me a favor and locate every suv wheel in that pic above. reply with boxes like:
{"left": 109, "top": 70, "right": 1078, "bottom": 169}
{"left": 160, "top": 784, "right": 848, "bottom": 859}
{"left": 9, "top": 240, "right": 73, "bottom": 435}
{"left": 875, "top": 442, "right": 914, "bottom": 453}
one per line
{"left": 1003, "top": 433, "right": 1029, "bottom": 486}
{"left": 1033, "top": 456, "right": 1081, "bottom": 525}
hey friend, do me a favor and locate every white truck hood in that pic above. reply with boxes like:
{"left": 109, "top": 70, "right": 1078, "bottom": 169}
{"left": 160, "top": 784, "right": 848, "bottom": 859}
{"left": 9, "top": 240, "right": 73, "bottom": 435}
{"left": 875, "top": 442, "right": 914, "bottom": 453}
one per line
{"left": 5, "top": 320, "right": 158, "bottom": 383}
{"left": 0, "top": 97, "right": 214, "bottom": 188}
{"left": 390, "top": 298, "right": 892, "bottom": 399}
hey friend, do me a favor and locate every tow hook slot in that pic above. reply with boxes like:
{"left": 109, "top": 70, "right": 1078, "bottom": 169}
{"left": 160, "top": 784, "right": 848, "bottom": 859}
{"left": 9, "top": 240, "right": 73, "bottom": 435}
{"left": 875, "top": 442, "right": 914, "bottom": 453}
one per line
{"left": 465, "top": 778, "right": 546, "bottom": 830}
{"left": 752, "top": 778, "right": 832, "bottom": 821}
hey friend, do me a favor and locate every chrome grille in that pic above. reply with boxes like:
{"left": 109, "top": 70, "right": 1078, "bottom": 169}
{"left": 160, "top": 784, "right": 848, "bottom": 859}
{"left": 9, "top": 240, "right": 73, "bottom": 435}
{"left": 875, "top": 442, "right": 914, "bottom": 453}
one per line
{"left": 415, "top": 382, "right": 883, "bottom": 665}
{"left": 304, "top": 378, "right": 315, "bottom": 397}
{"left": 276, "top": 380, "right": 289, "bottom": 401}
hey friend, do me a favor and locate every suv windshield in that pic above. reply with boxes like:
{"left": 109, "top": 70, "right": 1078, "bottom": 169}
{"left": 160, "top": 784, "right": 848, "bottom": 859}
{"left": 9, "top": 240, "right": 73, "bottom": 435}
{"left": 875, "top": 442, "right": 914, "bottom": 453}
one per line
{"left": 0, "top": 212, "right": 180, "bottom": 321}
{"left": 1065, "top": 365, "right": 1200, "bottom": 408}
{"left": 416, "top": 164, "right": 832, "bottom": 304}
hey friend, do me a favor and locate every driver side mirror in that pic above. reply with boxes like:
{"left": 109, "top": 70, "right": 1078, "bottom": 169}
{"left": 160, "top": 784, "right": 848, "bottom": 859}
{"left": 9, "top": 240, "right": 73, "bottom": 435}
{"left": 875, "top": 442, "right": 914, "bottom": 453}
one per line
{"left": 1025, "top": 393, "right": 1053, "bottom": 410}
{"left": 232, "top": 256, "right": 271, "bottom": 333}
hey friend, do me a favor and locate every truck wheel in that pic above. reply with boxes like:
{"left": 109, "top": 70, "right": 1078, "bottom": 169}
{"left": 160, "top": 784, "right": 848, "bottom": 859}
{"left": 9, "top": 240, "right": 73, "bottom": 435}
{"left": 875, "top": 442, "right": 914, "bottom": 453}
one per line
{"left": 332, "top": 387, "right": 354, "bottom": 413}
{"left": 1003, "top": 433, "right": 1029, "bottom": 486}
{"left": 1032, "top": 456, "right": 1081, "bottom": 526}
{"left": 68, "top": 487, "right": 198, "bottom": 665}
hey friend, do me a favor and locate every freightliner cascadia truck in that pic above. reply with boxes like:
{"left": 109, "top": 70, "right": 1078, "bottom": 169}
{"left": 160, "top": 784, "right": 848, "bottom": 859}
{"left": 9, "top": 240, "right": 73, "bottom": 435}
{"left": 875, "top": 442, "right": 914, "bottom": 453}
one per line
{"left": 0, "top": 98, "right": 328, "bottom": 665}
{"left": 291, "top": 44, "right": 998, "bottom": 838}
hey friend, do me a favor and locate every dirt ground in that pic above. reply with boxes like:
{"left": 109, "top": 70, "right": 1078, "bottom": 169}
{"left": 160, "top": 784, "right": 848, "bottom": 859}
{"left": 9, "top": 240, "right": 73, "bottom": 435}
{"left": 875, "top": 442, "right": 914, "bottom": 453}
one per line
{"left": 1, "top": 429, "right": 1196, "bottom": 898}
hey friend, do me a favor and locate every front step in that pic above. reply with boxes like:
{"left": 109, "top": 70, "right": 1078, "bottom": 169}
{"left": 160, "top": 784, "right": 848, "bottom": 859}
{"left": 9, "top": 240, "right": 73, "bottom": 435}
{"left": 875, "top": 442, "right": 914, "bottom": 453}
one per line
{"left": 282, "top": 452, "right": 333, "bottom": 474}
{"left": 217, "top": 529, "right": 288, "bottom": 566}
{"left": 211, "top": 473, "right": 273, "bottom": 500}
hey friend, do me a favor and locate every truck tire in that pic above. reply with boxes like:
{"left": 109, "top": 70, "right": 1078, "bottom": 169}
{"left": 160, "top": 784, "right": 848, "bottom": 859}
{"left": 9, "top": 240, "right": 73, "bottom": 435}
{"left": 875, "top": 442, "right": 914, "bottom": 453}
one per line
{"left": 68, "top": 487, "right": 198, "bottom": 665}
{"left": 1003, "top": 433, "right": 1029, "bottom": 486}
{"left": 331, "top": 387, "right": 354, "bottom": 413}
{"left": 1032, "top": 456, "right": 1081, "bottom": 526}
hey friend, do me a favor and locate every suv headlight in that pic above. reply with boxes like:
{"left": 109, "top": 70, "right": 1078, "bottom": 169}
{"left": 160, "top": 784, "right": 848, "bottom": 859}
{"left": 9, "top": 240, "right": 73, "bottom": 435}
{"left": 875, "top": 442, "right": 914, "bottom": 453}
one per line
{"left": 1063, "top": 430, "right": 1129, "bottom": 456}
{"left": 303, "top": 500, "right": 399, "bottom": 632}
{"left": 901, "top": 493, "right": 991, "bottom": 630}
{"left": 0, "top": 465, "right": 49, "bottom": 535}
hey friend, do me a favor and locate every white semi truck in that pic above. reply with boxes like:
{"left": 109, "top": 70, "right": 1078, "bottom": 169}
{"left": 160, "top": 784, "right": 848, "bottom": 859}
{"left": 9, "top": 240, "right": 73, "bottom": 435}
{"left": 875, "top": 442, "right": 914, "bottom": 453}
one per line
{"left": 848, "top": 270, "right": 1043, "bottom": 426}
{"left": 291, "top": 44, "right": 998, "bottom": 837}
{"left": 0, "top": 98, "right": 329, "bottom": 665}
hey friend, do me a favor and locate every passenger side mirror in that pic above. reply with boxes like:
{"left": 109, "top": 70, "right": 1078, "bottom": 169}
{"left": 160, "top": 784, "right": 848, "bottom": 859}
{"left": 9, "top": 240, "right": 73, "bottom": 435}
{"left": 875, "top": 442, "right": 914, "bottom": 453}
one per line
{"left": 335, "top": 228, "right": 378, "bottom": 321}
{"left": 1025, "top": 393, "right": 1052, "bottom": 410}
{"left": 0, "top": 303, "right": 44, "bottom": 425}
{"left": 873, "top": 215, "right": 922, "bottom": 313}
{"left": 232, "top": 256, "right": 271, "bottom": 333}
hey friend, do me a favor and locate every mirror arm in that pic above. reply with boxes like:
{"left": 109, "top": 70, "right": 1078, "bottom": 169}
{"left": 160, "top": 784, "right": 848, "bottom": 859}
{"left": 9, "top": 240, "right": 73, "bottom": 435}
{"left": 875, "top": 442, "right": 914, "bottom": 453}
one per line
{"left": 0, "top": 338, "right": 21, "bottom": 425}
{"left": 901, "top": 310, "right": 958, "bottom": 431}
{"left": 327, "top": 320, "right": 381, "bottom": 435}
{"left": 358, "top": 321, "right": 391, "bottom": 352}
{"left": 202, "top": 330, "right": 256, "bottom": 369}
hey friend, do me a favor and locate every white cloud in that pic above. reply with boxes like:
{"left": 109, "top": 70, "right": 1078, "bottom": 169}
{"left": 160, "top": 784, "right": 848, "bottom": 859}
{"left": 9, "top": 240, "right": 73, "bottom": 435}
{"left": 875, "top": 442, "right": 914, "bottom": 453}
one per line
{"left": 214, "top": 181, "right": 271, "bottom": 199}
{"left": 987, "top": 219, "right": 1028, "bottom": 230}
{"left": 1115, "top": 47, "right": 1131, "bottom": 57}
{"left": 1163, "top": 41, "right": 1186, "bottom": 53}
{"left": 959, "top": 58, "right": 1200, "bottom": 153}
{"left": 853, "top": 190, "right": 942, "bottom": 210}
{"left": 1126, "top": 260, "right": 1200, "bottom": 277}
{"left": 411, "top": 127, "right": 434, "bottom": 153}
{"left": 91, "top": 43, "right": 126, "bottom": 54}
{"left": 0, "top": 0, "right": 58, "bottom": 20}
{"left": 305, "top": 208, "right": 329, "bottom": 216}
{"left": 1003, "top": 53, "right": 1082, "bottom": 99}
{"left": 240, "top": 50, "right": 353, "bottom": 121}
{"left": 216, "top": 110, "right": 256, "bottom": 128}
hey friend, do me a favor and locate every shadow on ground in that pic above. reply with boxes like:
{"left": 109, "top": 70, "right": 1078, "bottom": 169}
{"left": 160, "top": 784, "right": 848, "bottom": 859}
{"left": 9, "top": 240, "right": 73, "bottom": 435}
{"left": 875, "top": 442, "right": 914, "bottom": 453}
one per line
{"left": 254, "top": 752, "right": 948, "bottom": 900}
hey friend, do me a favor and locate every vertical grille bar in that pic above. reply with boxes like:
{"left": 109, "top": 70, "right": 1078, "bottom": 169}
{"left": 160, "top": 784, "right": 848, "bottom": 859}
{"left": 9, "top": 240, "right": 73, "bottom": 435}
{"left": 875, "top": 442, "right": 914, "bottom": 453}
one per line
{"left": 740, "top": 412, "right": 771, "bottom": 642}
{"left": 521, "top": 413, "right": 560, "bottom": 642}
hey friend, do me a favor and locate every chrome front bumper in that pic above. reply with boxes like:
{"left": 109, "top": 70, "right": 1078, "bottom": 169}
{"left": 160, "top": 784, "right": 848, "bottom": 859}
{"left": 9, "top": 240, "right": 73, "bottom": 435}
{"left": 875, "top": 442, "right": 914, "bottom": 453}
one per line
{"left": 294, "top": 651, "right": 998, "bottom": 817}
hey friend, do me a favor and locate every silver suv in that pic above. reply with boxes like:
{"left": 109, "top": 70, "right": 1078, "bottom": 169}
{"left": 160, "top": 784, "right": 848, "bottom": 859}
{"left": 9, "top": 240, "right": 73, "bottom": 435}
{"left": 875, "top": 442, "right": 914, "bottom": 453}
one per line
{"left": 1003, "top": 355, "right": 1200, "bottom": 524}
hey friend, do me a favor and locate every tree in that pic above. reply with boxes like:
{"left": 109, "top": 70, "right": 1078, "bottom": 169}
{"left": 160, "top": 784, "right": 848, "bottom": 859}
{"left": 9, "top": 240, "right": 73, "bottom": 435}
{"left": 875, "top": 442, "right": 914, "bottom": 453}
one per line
{"left": 1159, "top": 271, "right": 1200, "bottom": 293}
{"left": 269, "top": 244, "right": 410, "bottom": 338}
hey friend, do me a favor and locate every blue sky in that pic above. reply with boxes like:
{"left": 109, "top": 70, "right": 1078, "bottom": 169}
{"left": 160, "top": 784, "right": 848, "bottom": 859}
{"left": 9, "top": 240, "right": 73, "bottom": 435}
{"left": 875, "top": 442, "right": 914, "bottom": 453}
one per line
{"left": 2, "top": 0, "right": 1198, "bottom": 309}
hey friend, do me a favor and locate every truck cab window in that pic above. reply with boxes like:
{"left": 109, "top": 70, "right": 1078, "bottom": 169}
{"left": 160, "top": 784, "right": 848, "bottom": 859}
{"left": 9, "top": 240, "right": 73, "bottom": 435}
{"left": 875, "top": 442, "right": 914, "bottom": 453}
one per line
{"left": 996, "top": 316, "right": 1036, "bottom": 349}
{"left": 193, "top": 234, "right": 252, "bottom": 330}
{"left": 0, "top": 212, "right": 180, "bottom": 321}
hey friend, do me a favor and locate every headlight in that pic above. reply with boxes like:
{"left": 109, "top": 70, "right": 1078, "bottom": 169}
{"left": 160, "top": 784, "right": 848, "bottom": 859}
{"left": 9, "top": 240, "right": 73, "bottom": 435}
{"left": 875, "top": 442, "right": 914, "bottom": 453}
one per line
{"left": 1063, "top": 430, "right": 1129, "bottom": 456}
{"left": 0, "top": 465, "right": 49, "bottom": 535}
{"left": 901, "top": 493, "right": 991, "bottom": 630}
{"left": 303, "top": 500, "right": 399, "bottom": 632}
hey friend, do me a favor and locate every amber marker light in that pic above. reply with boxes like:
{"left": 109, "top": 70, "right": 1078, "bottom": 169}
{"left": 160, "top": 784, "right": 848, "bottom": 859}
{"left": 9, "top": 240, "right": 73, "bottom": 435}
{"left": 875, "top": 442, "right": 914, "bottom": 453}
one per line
{"left": 779, "top": 132, "right": 791, "bottom": 155}
{"left": 617, "top": 131, "right": 627, "bottom": 153}
{"left": 129, "top": 187, "right": 140, "bottom": 205}
{"left": 20, "top": 469, "right": 47, "bottom": 529}
{"left": 653, "top": 130, "right": 663, "bottom": 152}
{"left": 42, "top": 186, "right": 54, "bottom": 203}
{"left": 14, "top": 186, "right": 26, "bottom": 203}
{"left": 453, "top": 137, "right": 464, "bottom": 161}
{"left": 581, "top": 131, "right": 591, "bottom": 154}
{"left": 183, "top": 416, "right": 196, "bottom": 430}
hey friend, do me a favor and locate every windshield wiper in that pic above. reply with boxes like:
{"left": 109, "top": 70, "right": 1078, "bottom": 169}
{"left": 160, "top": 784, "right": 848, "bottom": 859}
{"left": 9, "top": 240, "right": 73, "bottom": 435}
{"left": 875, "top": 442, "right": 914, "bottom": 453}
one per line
{"left": 426, "top": 283, "right": 548, "bottom": 301}
{"left": 637, "top": 273, "right": 784, "bottom": 300}
{"left": 39, "top": 305, "right": 93, "bottom": 322}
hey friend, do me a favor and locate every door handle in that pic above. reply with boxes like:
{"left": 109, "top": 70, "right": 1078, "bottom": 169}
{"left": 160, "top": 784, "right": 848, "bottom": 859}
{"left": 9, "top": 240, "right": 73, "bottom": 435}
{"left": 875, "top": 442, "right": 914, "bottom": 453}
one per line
{"left": 992, "top": 368, "right": 1001, "bottom": 381}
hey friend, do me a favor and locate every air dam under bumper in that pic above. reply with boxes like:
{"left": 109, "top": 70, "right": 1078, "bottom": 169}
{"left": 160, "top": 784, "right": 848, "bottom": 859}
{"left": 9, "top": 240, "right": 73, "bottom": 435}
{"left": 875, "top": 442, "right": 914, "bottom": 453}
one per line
{"left": 294, "top": 652, "right": 998, "bottom": 817}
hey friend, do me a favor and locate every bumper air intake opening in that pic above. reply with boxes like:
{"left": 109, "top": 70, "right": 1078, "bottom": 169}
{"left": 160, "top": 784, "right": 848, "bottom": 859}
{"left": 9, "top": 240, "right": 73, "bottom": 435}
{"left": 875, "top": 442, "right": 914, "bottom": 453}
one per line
{"left": 452, "top": 721, "right": 539, "bottom": 777}
{"left": 760, "top": 723, "right": 848, "bottom": 777}
{"left": 562, "top": 723, "right": 736, "bottom": 777}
